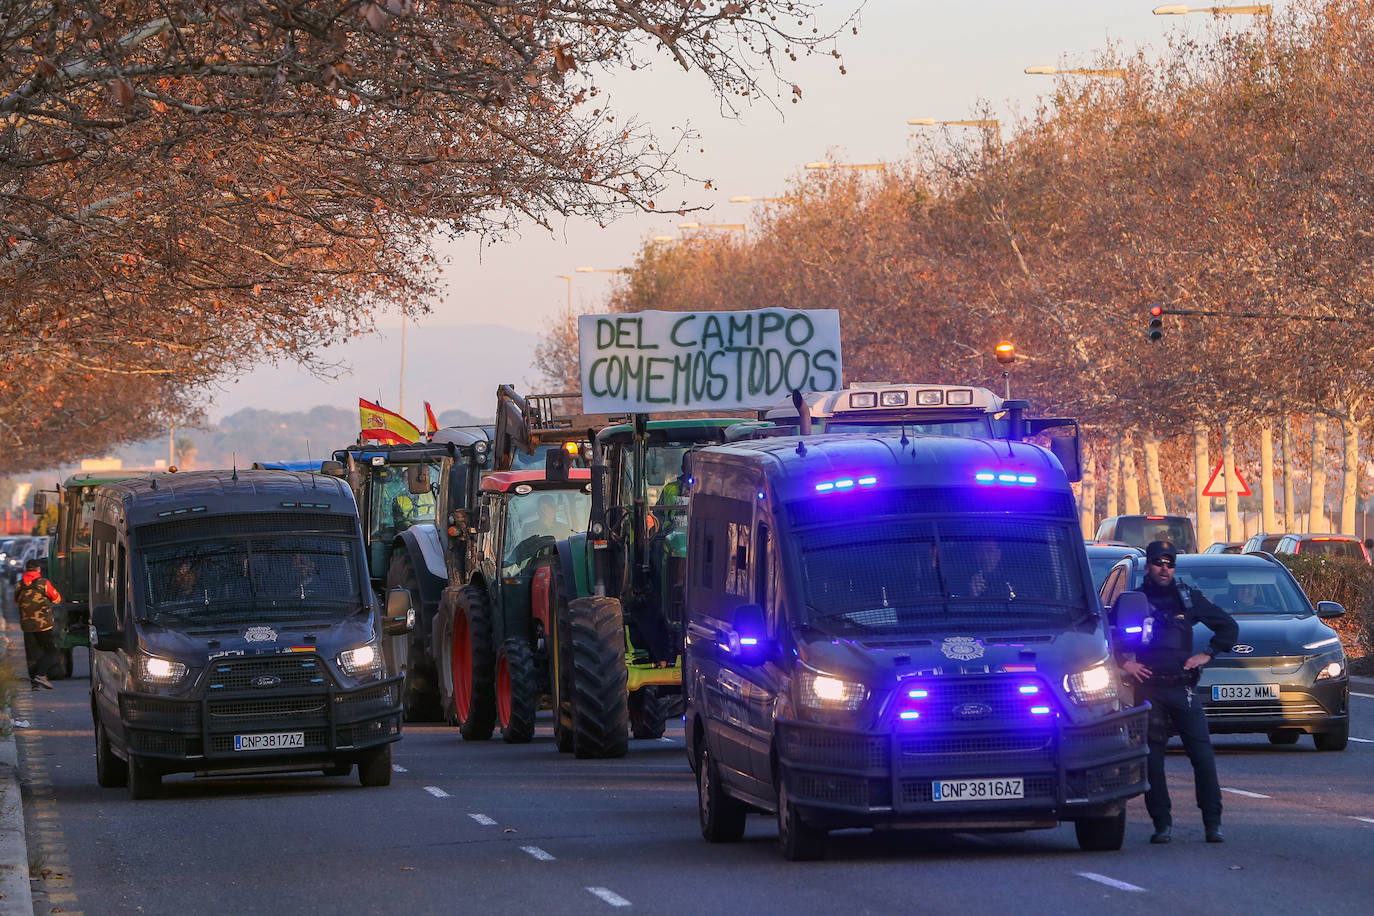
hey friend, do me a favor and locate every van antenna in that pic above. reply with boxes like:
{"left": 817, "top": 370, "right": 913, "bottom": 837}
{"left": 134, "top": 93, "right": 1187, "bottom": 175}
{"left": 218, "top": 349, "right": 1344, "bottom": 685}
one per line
{"left": 232, "top": 453, "right": 238, "bottom": 481}
{"left": 900, "top": 425, "right": 910, "bottom": 448}
{"left": 796, "top": 440, "right": 807, "bottom": 457}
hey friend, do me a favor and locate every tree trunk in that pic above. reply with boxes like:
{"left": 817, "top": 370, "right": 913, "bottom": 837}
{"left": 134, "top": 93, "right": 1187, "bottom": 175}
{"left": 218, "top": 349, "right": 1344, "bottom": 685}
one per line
{"left": 1282, "top": 415, "right": 1296, "bottom": 534}
{"left": 1342, "top": 415, "right": 1360, "bottom": 535}
{"left": 1222, "top": 419, "right": 1241, "bottom": 542}
{"left": 1121, "top": 431, "right": 1141, "bottom": 515}
{"left": 1260, "top": 423, "right": 1276, "bottom": 534}
{"left": 1310, "top": 416, "right": 1328, "bottom": 532}
{"left": 1194, "top": 423, "right": 1212, "bottom": 547}
{"left": 1080, "top": 446, "right": 1097, "bottom": 538}
{"left": 1143, "top": 432, "right": 1167, "bottom": 515}
{"left": 1106, "top": 438, "right": 1120, "bottom": 519}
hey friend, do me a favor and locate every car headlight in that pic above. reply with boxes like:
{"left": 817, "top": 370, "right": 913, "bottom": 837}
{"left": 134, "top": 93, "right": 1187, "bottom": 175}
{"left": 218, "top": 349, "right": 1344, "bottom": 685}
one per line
{"left": 1316, "top": 660, "right": 1344, "bottom": 680}
{"left": 137, "top": 654, "right": 189, "bottom": 687}
{"left": 797, "top": 667, "right": 866, "bottom": 711}
{"left": 1064, "top": 662, "right": 1118, "bottom": 705}
{"left": 338, "top": 643, "right": 380, "bottom": 678}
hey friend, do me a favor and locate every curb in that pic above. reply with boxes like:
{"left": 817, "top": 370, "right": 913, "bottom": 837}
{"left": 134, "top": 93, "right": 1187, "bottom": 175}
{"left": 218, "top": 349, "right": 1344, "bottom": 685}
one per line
{"left": 0, "top": 586, "right": 32, "bottom": 916}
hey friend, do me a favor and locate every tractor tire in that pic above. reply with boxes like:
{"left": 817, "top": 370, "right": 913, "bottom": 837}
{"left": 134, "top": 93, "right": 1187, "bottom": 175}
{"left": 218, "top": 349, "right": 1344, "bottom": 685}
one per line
{"left": 629, "top": 687, "right": 667, "bottom": 740}
{"left": 496, "top": 638, "right": 538, "bottom": 744}
{"left": 435, "top": 590, "right": 460, "bottom": 726}
{"left": 542, "top": 560, "right": 575, "bottom": 753}
{"left": 451, "top": 585, "right": 497, "bottom": 741}
{"left": 387, "top": 552, "right": 441, "bottom": 722}
{"left": 568, "top": 596, "right": 629, "bottom": 759}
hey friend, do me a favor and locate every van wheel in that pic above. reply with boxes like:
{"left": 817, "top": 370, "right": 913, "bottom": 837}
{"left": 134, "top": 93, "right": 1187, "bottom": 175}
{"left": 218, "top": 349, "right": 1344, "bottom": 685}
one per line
{"left": 1075, "top": 809, "right": 1127, "bottom": 851}
{"left": 496, "top": 638, "right": 537, "bottom": 744}
{"left": 629, "top": 687, "right": 667, "bottom": 740}
{"left": 545, "top": 565, "right": 575, "bottom": 753}
{"left": 358, "top": 745, "right": 393, "bottom": 787}
{"left": 127, "top": 755, "right": 160, "bottom": 800}
{"left": 1267, "top": 729, "right": 1301, "bottom": 745}
{"left": 94, "top": 719, "right": 128, "bottom": 788}
{"left": 776, "top": 779, "right": 824, "bottom": 861}
{"left": 698, "top": 744, "right": 747, "bottom": 842}
{"left": 568, "top": 597, "right": 629, "bottom": 759}
{"left": 1313, "top": 722, "right": 1349, "bottom": 751}
{"left": 451, "top": 585, "right": 496, "bottom": 741}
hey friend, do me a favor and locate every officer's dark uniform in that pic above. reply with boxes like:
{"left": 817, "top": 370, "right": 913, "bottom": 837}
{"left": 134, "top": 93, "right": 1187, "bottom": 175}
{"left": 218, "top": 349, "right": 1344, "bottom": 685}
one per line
{"left": 1124, "top": 541, "right": 1237, "bottom": 844}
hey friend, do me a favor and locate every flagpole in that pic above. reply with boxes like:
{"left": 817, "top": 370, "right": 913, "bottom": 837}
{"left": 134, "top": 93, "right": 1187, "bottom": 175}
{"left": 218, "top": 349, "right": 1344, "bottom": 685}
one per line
{"left": 398, "top": 320, "right": 406, "bottom": 418}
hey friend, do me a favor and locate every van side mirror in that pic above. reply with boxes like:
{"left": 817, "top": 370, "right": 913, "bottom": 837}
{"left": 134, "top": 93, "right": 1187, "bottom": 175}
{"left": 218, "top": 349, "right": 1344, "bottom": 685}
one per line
{"left": 728, "top": 603, "right": 771, "bottom": 661}
{"left": 544, "top": 446, "right": 571, "bottom": 482}
{"left": 1110, "top": 591, "right": 1151, "bottom": 647}
{"left": 1315, "top": 600, "right": 1345, "bottom": 619}
{"left": 384, "top": 587, "right": 416, "bottom": 636}
{"left": 90, "top": 603, "right": 122, "bottom": 651}
{"left": 320, "top": 460, "right": 345, "bottom": 477}
{"left": 406, "top": 464, "right": 432, "bottom": 495}
{"left": 1049, "top": 434, "right": 1082, "bottom": 482}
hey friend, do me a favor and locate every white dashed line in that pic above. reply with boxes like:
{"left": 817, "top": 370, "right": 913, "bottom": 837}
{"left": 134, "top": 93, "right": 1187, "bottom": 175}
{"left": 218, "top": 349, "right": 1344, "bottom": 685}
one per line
{"left": 1221, "top": 787, "right": 1271, "bottom": 799}
{"left": 1348, "top": 737, "right": 1374, "bottom": 744}
{"left": 587, "top": 887, "right": 632, "bottom": 907}
{"left": 521, "top": 845, "right": 556, "bottom": 861}
{"left": 468, "top": 813, "right": 498, "bottom": 826}
{"left": 1077, "top": 872, "right": 1145, "bottom": 893}
{"left": 392, "top": 765, "right": 407, "bottom": 773}
{"left": 424, "top": 786, "right": 450, "bottom": 798}
{"left": 1350, "top": 816, "right": 1374, "bottom": 825}
{"left": 1350, "top": 692, "right": 1374, "bottom": 699}
{"left": 657, "top": 737, "right": 673, "bottom": 744}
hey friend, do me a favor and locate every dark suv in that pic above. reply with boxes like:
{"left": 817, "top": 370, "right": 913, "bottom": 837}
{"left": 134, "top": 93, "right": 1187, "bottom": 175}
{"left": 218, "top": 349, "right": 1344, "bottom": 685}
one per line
{"left": 1099, "top": 552, "right": 1349, "bottom": 750}
{"left": 1242, "top": 533, "right": 1282, "bottom": 554}
{"left": 1094, "top": 515, "right": 1197, "bottom": 553}
{"left": 1273, "top": 534, "right": 1370, "bottom": 564}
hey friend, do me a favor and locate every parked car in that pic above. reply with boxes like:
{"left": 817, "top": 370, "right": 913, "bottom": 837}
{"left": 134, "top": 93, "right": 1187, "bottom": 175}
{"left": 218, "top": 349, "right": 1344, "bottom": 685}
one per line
{"left": 1085, "top": 542, "right": 1145, "bottom": 591}
{"left": 1099, "top": 551, "right": 1349, "bottom": 750}
{"left": 1203, "top": 541, "right": 1243, "bottom": 554}
{"left": 1242, "top": 533, "right": 1282, "bottom": 554}
{"left": 1273, "top": 534, "right": 1369, "bottom": 564}
{"left": 2, "top": 535, "right": 48, "bottom": 584}
{"left": 1094, "top": 514, "right": 1197, "bottom": 553}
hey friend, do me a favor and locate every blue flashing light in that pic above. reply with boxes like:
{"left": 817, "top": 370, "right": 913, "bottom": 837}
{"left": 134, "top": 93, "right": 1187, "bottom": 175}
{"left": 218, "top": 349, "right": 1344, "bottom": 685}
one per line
{"left": 686, "top": 476, "right": 695, "bottom": 486}
{"left": 834, "top": 478, "right": 855, "bottom": 489}
{"left": 908, "top": 689, "right": 929, "bottom": 699}
{"left": 899, "top": 710, "right": 920, "bottom": 721}
{"left": 1030, "top": 705, "right": 1051, "bottom": 716}
{"left": 975, "top": 469, "right": 1040, "bottom": 488}
{"left": 1018, "top": 685, "right": 1039, "bottom": 695}
{"left": 757, "top": 491, "right": 766, "bottom": 500}
{"left": 858, "top": 476, "right": 878, "bottom": 486}
{"left": 1124, "top": 626, "right": 1143, "bottom": 634}
{"left": 975, "top": 471, "right": 996, "bottom": 483}
{"left": 997, "top": 473, "right": 1018, "bottom": 483}
{"left": 815, "top": 482, "right": 835, "bottom": 492}
{"left": 1017, "top": 474, "right": 1038, "bottom": 485}
{"left": 738, "top": 637, "right": 758, "bottom": 647}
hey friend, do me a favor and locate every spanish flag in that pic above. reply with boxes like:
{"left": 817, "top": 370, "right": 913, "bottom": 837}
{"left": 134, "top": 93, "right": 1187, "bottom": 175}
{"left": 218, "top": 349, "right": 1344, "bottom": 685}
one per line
{"left": 423, "top": 401, "right": 440, "bottom": 437}
{"left": 359, "top": 398, "right": 420, "bottom": 445}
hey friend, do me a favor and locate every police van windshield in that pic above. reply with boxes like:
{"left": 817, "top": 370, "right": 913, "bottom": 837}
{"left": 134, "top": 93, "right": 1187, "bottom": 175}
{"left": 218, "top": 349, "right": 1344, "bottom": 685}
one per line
{"left": 822, "top": 418, "right": 1005, "bottom": 439}
{"left": 1174, "top": 565, "right": 1311, "bottom": 616}
{"left": 796, "top": 518, "right": 1088, "bottom": 634}
{"left": 141, "top": 536, "right": 363, "bottom": 627}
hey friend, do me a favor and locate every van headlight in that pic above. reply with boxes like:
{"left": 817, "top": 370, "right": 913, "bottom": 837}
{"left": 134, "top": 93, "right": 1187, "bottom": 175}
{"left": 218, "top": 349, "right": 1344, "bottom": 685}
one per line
{"left": 137, "top": 654, "right": 189, "bottom": 687}
{"left": 338, "top": 642, "right": 380, "bottom": 678}
{"left": 1064, "top": 662, "right": 1118, "bottom": 705}
{"left": 797, "top": 667, "right": 866, "bottom": 711}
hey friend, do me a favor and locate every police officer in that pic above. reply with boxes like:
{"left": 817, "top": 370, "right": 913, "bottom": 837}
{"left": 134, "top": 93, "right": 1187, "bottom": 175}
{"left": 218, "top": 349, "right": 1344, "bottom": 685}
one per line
{"left": 1121, "top": 541, "right": 1237, "bottom": 844}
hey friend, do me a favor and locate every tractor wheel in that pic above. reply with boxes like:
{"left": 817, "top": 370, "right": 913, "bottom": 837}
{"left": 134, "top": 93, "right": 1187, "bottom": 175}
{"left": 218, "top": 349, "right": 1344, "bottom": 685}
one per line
{"left": 387, "top": 551, "right": 440, "bottom": 722}
{"left": 568, "top": 596, "right": 629, "bottom": 759}
{"left": 451, "top": 585, "right": 496, "bottom": 741}
{"left": 629, "top": 687, "right": 667, "bottom": 740}
{"left": 496, "top": 638, "right": 538, "bottom": 744}
{"left": 435, "top": 590, "right": 460, "bottom": 726}
{"left": 543, "top": 561, "right": 575, "bottom": 754}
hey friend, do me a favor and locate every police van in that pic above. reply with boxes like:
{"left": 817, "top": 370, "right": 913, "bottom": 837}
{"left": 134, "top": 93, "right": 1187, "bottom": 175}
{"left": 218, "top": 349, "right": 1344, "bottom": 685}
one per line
{"left": 684, "top": 434, "right": 1147, "bottom": 859}
{"left": 87, "top": 470, "right": 412, "bottom": 798}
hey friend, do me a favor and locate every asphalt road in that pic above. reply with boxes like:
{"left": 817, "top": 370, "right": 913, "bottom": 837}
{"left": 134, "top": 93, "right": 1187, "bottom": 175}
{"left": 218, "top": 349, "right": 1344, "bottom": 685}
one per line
{"left": 15, "top": 653, "right": 1374, "bottom": 915}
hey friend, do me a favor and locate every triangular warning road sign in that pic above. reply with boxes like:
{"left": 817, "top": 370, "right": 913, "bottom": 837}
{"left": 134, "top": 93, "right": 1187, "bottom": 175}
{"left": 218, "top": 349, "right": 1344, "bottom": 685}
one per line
{"left": 1202, "top": 460, "right": 1252, "bottom": 497}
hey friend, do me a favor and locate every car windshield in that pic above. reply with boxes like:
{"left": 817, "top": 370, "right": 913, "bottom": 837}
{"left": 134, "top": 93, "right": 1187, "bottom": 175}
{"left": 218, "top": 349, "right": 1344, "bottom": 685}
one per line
{"left": 1111, "top": 517, "right": 1196, "bottom": 553}
{"left": 796, "top": 518, "right": 1088, "bottom": 634}
{"left": 140, "top": 535, "right": 363, "bottom": 627}
{"left": 1175, "top": 565, "right": 1311, "bottom": 616}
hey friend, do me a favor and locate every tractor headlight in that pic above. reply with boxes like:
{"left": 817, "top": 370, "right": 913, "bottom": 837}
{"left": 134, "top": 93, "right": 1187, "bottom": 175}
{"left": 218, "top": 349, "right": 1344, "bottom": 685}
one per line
{"left": 1064, "top": 662, "right": 1118, "bottom": 705}
{"left": 338, "top": 642, "right": 380, "bottom": 678}
{"left": 797, "top": 667, "right": 866, "bottom": 711}
{"left": 138, "top": 654, "right": 189, "bottom": 687}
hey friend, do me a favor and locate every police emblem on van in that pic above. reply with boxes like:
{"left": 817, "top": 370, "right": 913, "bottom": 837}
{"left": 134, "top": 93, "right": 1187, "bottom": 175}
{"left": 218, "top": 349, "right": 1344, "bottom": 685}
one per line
{"left": 244, "top": 626, "right": 278, "bottom": 643}
{"left": 941, "top": 637, "right": 985, "bottom": 661}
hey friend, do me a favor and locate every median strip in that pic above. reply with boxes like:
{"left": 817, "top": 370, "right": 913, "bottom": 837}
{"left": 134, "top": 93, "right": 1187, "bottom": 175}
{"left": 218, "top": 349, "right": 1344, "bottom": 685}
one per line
{"left": 520, "top": 845, "right": 556, "bottom": 861}
{"left": 587, "top": 887, "right": 632, "bottom": 907}
{"left": 1350, "top": 816, "right": 1374, "bottom": 825}
{"left": 1076, "top": 872, "right": 1145, "bottom": 893}
{"left": 1221, "top": 787, "right": 1271, "bottom": 799}
{"left": 424, "top": 786, "right": 450, "bottom": 798}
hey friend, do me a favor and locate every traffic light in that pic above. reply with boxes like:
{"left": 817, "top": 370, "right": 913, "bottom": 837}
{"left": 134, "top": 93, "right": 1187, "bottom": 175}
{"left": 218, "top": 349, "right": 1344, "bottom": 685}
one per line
{"left": 1147, "top": 305, "right": 1163, "bottom": 342}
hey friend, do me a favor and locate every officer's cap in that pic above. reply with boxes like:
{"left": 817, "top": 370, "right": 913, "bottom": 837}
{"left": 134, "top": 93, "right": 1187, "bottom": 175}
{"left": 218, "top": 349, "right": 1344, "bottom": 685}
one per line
{"left": 1145, "top": 540, "right": 1177, "bottom": 562}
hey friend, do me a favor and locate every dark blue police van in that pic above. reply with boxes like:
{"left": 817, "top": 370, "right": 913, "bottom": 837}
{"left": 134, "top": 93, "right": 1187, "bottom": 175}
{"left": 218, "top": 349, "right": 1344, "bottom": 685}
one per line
{"left": 87, "top": 470, "right": 412, "bottom": 798}
{"left": 684, "top": 434, "right": 1148, "bottom": 859}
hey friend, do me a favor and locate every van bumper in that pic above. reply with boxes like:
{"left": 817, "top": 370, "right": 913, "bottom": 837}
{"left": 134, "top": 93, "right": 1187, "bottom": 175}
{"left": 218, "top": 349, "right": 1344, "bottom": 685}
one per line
{"left": 776, "top": 703, "right": 1149, "bottom": 830}
{"left": 116, "top": 675, "right": 403, "bottom": 775}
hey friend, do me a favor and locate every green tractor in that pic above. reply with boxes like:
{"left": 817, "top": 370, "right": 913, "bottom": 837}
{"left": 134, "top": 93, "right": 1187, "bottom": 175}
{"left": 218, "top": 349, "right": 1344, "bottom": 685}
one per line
{"left": 536, "top": 416, "right": 745, "bottom": 758}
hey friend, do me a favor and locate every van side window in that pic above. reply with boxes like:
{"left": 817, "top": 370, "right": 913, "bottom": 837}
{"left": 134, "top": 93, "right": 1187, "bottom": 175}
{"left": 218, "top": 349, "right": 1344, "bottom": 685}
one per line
{"left": 700, "top": 532, "right": 714, "bottom": 588}
{"left": 725, "top": 521, "right": 749, "bottom": 597}
{"left": 116, "top": 544, "right": 128, "bottom": 622}
{"left": 754, "top": 524, "right": 770, "bottom": 606}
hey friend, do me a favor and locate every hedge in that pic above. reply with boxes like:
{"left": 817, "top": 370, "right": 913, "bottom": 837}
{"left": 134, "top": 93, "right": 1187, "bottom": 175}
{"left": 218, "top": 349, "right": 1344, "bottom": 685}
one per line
{"left": 1276, "top": 554, "right": 1372, "bottom": 660}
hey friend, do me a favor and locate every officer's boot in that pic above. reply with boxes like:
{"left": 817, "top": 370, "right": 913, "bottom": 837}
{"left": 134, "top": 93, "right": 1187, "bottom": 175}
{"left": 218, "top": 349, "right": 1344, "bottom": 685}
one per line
{"left": 1149, "top": 821, "right": 1172, "bottom": 844}
{"left": 1204, "top": 821, "right": 1224, "bottom": 843}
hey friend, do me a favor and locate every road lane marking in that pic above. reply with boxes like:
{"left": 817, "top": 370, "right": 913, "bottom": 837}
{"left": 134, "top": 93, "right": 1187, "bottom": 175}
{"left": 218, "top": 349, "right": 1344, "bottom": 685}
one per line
{"left": 587, "top": 887, "right": 632, "bottom": 907}
{"left": 1351, "top": 692, "right": 1374, "bottom": 699}
{"left": 1077, "top": 873, "right": 1145, "bottom": 893}
{"left": 424, "top": 786, "right": 450, "bottom": 798}
{"left": 468, "top": 813, "right": 498, "bottom": 826}
{"left": 1348, "top": 737, "right": 1373, "bottom": 744}
{"left": 1221, "top": 787, "right": 1271, "bottom": 799}
{"left": 1350, "top": 816, "right": 1374, "bottom": 825}
{"left": 521, "top": 846, "right": 556, "bottom": 861}
{"left": 392, "top": 765, "right": 408, "bottom": 772}
{"left": 657, "top": 737, "right": 673, "bottom": 744}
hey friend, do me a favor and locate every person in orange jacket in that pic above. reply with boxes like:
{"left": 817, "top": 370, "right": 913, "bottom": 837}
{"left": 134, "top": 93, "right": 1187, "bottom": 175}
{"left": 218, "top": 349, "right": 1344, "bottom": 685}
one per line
{"left": 16, "top": 559, "right": 62, "bottom": 689}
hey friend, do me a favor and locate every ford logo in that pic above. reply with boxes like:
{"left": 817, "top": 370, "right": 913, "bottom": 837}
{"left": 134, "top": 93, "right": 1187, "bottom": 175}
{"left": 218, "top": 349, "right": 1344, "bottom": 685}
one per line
{"left": 954, "top": 702, "right": 992, "bottom": 720}
{"left": 252, "top": 675, "right": 282, "bottom": 688}
{"left": 1232, "top": 645, "right": 1255, "bottom": 655}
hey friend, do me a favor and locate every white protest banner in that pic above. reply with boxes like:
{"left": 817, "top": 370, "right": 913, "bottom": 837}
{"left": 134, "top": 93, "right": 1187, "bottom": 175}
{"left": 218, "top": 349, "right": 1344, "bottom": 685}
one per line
{"left": 578, "top": 308, "right": 842, "bottom": 414}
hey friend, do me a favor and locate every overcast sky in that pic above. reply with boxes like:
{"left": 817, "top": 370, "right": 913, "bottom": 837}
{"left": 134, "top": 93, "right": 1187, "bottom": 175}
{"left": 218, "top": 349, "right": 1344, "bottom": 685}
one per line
{"left": 215, "top": 0, "right": 1284, "bottom": 421}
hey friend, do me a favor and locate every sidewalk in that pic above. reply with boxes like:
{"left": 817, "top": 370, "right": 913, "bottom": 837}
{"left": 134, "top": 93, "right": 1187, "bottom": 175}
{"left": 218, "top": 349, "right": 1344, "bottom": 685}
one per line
{"left": 0, "top": 586, "right": 32, "bottom": 916}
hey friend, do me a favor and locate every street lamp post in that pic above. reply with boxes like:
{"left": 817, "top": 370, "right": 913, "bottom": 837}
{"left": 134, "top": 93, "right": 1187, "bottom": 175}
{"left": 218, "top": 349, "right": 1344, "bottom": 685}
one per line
{"left": 1152, "top": 4, "right": 1271, "bottom": 15}
{"left": 555, "top": 274, "right": 572, "bottom": 311}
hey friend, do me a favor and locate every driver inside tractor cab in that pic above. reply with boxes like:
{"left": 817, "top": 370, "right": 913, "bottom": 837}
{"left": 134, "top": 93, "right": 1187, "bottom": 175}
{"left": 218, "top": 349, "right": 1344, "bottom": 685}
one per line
{"left": 503, "top": 492, "right": 587, "bottom": 575}
{"left": 389, "top": 464, "right": 438, "bottom": 532}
